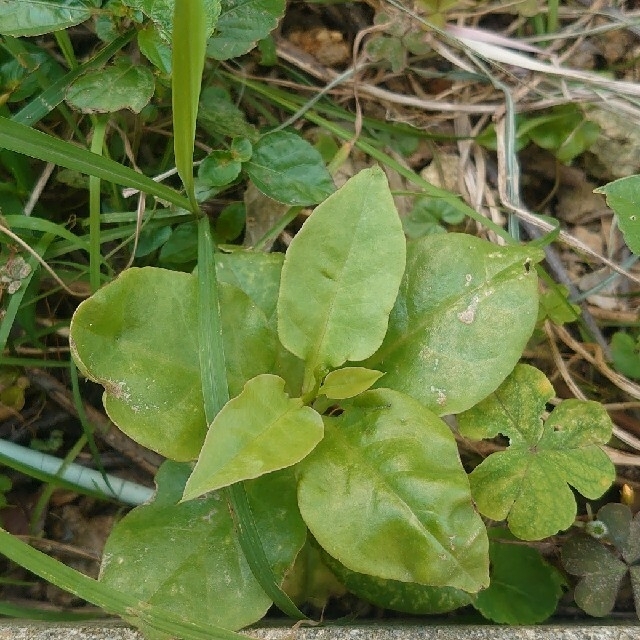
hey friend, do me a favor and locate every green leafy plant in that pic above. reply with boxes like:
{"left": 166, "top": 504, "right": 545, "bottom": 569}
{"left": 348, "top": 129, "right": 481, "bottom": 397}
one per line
{"left": 0, "top": 0, "right": 626, "bottom": 632}
{"left": 65, "top": 158, "right": 618, "bottom": 630}
{"left": 477, "top": 104, "right": 601, "bottom": 164}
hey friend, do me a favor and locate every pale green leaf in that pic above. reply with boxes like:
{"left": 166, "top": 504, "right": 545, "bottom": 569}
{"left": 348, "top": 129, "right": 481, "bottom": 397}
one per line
{"left": 183, "top": 374, "right": 323, "bottom": 499}
{"left": 367, "top": 233, "right": 543, "bottom": 415}
{"left": 66, "top": 60, "right": 155, "bottom": 114}
{"left": 100, "top": 462, "right": 303, "bottom": 631}
{"left": 216, "top": 252, "right": 305, "bottom": 396}
{"left": 319, "top": 367, "right": 384, "bottom": 400}
{"left": 219, "top": 286, "right": 277, "bottom": 398}
{"left": 70, "top": 268, "right": 205, "bottom": 461}
{"left": 297, "top": 388, "right": 489, "bottom": 593}
{"left": 0, "top": 0, "right": 96, "bottom": 36}
{"left": 458, "top": 365, "right": 615, "bottom": 540}
{"left": 278, "top": 167, "right": 406, "bottom": 378}
{"left": 207, "top": 0, "right": 286, "bottom": 60}
{"left": 246, "top": 131, "right": 335, "bottom": 206}
{"left": 244, "top": 468, "right": 308, "bottom": 579}
{"left": 70, "top": 267, "right": 279, "bottom": 461}
{"left": 215, "top": 251, "right": 283, "bottom": 322}
{"left": 595, "top": 176, "right": 640, "bottom": 255}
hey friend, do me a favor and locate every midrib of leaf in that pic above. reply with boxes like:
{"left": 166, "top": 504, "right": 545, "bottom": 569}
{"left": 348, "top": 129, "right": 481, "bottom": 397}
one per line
{"left": 305, "top": 197, "right": 369, "bottom": 376}
{"left": 367, "top": 263, "right": 532, "bottom": 367}
{"left": 322, "top": 417, "right": 473, "bottom": 580}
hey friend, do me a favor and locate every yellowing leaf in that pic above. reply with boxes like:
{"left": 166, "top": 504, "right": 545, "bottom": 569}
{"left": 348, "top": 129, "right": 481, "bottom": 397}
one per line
{"left": 367, "top": 234, "right": 543, "bottom": 415}
{"left": 278, "top": 167, "right": 406, "bottom": 379}
{"left": 183, "top": 374, "right": 323, "bottom": 499}
{"left": 458, "top": 365, "right": 615, "bottom": 540}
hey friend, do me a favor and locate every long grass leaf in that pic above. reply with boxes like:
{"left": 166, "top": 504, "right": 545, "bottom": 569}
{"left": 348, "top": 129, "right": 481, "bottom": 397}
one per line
{"left": 0, "top": 117, "right": 190, "bottom": 210}
{"left": 89, "top": 117, "right": 107, "bottom": 292}
{"left": 197, "top": 215, "right": 307, "bottom": 621}
{"left": 172, "top": 0, "right": 209, "bottom": 211}
{"left": 0, "top": 528, "right": 253, "bottom": 640}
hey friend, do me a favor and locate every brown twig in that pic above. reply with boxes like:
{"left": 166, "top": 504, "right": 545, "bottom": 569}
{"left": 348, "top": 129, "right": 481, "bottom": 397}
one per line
{"left": 26, "top": 368, "right": 162, "bottom": 476}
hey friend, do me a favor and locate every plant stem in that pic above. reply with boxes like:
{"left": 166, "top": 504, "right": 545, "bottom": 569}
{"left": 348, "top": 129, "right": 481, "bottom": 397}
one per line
{"left": 89, "top": 116, "right": 108, "bottom": 292}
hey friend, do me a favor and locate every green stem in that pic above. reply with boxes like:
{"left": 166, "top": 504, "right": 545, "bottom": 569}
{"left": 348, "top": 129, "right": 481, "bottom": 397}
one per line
{"left": 89, "top": 116, "right": 108, "bottom": 292}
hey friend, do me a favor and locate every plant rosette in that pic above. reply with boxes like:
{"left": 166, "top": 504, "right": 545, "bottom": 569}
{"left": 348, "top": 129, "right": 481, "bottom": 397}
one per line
{"left": 69, "top": 167, "right": 614, "bottom": 631}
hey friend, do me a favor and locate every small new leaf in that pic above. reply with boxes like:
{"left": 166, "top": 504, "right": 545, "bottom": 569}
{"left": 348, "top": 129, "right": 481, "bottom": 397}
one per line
{"left": 319, "top": 367, "right": 384, "bottom": 400}
{"left": 183, "top": 374, "right": 323, "bottom": 500}
{"left": 458, "top": 364, "right": 615, "bottom": 540}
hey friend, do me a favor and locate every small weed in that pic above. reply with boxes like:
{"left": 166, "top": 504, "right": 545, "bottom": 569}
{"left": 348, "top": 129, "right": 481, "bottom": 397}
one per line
{"left": 0, "top": 0, "right": 639, "bottom": 635}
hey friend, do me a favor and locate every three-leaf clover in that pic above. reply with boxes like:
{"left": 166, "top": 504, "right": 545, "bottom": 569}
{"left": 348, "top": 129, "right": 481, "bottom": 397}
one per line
{"left": 458, "top": 364, "right": 615, "bottom": 540}
{"left": 562, "top": 503, "right": 640, "bottom": 618}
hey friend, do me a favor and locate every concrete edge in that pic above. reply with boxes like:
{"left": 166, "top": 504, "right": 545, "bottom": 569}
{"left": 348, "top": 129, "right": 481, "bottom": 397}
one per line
{"left": 1, "top": 621, "right": 639, "bottom": 640}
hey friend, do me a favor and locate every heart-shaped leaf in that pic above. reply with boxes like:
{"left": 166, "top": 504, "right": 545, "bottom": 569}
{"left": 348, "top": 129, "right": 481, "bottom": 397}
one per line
{"left": 183, "top": 374, "right": 323, "bottom": 500}
{"left": 367, "top": 234, "right": 543, "bottom": 415}
{"left": 297, "top": 388, "right": 489, "bottom": 593}
{"left": 458, "top": 364, "right": 615, "bottom": 540}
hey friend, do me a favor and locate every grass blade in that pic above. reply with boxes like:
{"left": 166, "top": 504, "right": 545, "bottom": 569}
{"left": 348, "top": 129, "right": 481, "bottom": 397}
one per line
{"left": 0, "top": 528, "right": 252, "bottom": 640}
{"left": 197, "top": 218, "right": 307, "bottom": 620}
{"left": 172, "top": 0, "right": 210, "bottom": 212}
{"left": 0, "top": 117, "right": 190, "bottom": 210}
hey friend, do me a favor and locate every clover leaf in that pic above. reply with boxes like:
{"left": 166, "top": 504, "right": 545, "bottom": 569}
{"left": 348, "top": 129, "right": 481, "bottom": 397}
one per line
{"left": 562, "top": 503, "right": 640, "bottom": 618}
{"left": 458, "top": 364, "right": 615, "bottom": 540}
